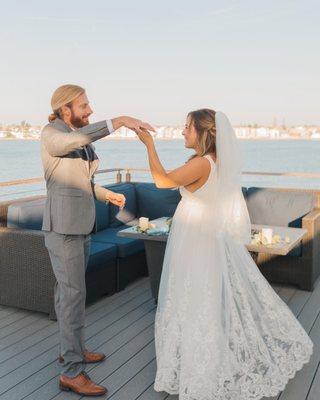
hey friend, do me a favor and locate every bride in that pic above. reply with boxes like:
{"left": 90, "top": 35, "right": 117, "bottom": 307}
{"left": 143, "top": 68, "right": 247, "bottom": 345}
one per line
{"left": 136, "top": 109, "right": 313, "bottom": 400}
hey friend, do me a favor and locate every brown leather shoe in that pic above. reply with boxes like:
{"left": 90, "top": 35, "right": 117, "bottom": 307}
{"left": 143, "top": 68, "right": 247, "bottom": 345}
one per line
{"left": 59, "top": 350, "right": 106, "bottom": 364}
{"left": 59, "top": 372, "right": 107, "bottom": 396}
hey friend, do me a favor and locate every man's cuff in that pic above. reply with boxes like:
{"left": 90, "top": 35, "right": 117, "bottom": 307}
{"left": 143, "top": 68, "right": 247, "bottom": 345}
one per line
{"left": 106, "top": 119, "right": 115, "bottom": 134}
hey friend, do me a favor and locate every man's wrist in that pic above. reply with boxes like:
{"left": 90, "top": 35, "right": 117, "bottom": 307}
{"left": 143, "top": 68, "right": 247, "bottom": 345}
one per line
{"left": 106, "top": 119, "right": 115, "bottom": 134}
{"left": 111, "top": 116, "right": 127, "bottom": 131}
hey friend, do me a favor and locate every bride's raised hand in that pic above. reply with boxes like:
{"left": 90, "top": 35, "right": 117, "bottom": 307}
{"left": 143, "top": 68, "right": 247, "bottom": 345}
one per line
{"left": 136, "top": 128, "right": 154, "bottom": 146}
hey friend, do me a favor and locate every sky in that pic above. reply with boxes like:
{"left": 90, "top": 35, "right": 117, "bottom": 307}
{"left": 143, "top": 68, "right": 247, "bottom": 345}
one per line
{"left": 0, "top": 0, "right": 319, "bottom": 126}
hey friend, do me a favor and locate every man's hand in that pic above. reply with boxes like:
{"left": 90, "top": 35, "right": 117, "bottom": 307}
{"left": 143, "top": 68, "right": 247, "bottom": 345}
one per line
{"left": 106, "top": 191, "right": 126, "bottom": 210}
{"left": 112, "top": 116, "right": 155, "bottom": 134}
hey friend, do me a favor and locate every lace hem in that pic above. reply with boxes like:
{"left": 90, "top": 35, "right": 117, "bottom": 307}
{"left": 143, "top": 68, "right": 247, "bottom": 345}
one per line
{"left": 154, "top": 343, "right": 313, "bottom": 400}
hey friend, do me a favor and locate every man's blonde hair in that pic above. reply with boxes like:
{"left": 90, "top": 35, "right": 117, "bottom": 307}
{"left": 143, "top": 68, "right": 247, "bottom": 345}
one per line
{"left": 48, "top": 84, "right": 85, "bottom": 122}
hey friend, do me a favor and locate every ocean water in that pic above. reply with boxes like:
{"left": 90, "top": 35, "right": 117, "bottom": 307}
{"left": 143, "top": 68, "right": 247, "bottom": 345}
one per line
{"left": 0, "top": 139, "right": 319, "bottom": 200}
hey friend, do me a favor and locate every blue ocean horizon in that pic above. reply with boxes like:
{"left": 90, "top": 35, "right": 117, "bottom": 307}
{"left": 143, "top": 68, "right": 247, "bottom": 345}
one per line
{"left": 1, "top": 139, "right": 320, "bottom": 200}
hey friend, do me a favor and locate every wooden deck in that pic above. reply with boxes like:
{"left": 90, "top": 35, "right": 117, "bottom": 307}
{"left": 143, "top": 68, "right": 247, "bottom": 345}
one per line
{"left": 0, "top": 276, "right": 319, "bottom": 400}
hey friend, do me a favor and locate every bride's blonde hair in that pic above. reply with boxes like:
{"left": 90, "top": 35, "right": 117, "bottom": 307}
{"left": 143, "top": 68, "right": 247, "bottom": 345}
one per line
{"left": 187, "top": 108, "right": 216, "bottom": 161}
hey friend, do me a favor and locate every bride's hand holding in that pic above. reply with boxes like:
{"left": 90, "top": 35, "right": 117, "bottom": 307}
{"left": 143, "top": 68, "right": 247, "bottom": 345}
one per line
{"left": 136, "top": 128, "right": 154, "bottom": 147}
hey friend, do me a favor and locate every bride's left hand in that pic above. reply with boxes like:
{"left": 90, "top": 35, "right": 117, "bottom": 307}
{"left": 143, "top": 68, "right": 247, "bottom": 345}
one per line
{"left": 136, "top": 128, "right": 154, "bottom": 146}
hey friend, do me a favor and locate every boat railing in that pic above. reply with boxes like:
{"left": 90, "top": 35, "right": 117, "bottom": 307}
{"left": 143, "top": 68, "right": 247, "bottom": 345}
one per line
{"left": 1, "top": 168, "right": 320, "bottom": 206}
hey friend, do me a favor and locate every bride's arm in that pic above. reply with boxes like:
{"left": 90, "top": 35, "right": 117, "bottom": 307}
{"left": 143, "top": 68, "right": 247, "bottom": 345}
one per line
{"left": 137, "top": 130, "right": 209, "bottom": 189}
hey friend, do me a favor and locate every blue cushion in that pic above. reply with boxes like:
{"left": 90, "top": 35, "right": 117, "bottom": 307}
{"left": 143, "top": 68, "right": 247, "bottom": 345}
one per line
{"left": 95, "top": 200, "right": 109, "bottom": 231}
{"left": 103, "top": 183, "right": 137, "bottom": 228}
{"left": 7, "top": 198, "right": 45, "bottom": 230}
{"left": 87, "top": 241, "right": 117, "bottom": 270}
{"left": 92, "top": 226, "right": 144, "bottom": 258}
{"left": 134, "top": 183, "right": 181, "bottom": 220}
{"left": 241, "top": 187, "right": 248, "bottom": 198}
{"left": 287, "top": 244, "right": 302, "bottom": 257}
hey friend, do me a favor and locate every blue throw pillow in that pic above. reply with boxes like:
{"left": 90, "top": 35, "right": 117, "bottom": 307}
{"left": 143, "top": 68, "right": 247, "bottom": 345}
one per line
{"left": 242, "top": 187, "right": 248, "bottom": 199}
{"left": 134, "top": 182, "right": 181, "bottom": 220}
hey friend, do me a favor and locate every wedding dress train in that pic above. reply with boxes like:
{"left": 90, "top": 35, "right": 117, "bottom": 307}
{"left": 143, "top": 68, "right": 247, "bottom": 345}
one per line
{"left": 154, "top": 153, "right": 313, "bottom": 400}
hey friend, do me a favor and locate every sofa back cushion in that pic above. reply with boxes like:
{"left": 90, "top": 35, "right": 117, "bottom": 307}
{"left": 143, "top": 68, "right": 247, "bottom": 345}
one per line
{"left": 104, "top": 183, "right": 137, "bottom": 228}
{"left": 135, "top": 182, "right": 181, "bottom": 219}
{"left": 7, "top": 198, "right": 45, "bottom": 230}
{"left": 94, "top": 200, "right": 110, "bottom": 231}
{"left": 246, "top": 187, "right": 315, "bottom": 227}
{"left": 241, "top": 187, "right": 248, "bottom": 199}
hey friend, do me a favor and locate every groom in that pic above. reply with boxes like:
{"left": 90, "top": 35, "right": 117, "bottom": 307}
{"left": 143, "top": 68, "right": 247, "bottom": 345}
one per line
{"left": 41, "top": 84, "right": 154, "bottom": 396}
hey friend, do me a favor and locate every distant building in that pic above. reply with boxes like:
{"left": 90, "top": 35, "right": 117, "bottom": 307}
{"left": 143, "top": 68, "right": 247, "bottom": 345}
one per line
{"left": 0, "top": 121, "right": 319, "bottom": 140}
{"left": 256, "top": 127, "right": 269, "bottom": 138}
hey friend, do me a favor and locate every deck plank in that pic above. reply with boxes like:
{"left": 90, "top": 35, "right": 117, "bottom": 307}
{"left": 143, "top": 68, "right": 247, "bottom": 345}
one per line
{"left": 277, "top": 285, "right": 297, "bottom": 303}
{"left": 0, "top": 288, "right": 153, "bottom": 398}
{"left": 277, "top": 312, "right": 320, "bottom": 400}
{"left": 51, "top": 327, "right": 156, "bottom": 399}
{"left": 0, "top": 309, "right": 32, "bottom": 330}
{"left": 107, "top": 358, "right": 157, "bottom": 400}
{"left": 0, "top": 279, "right": 149, "bottom": 375}
{"left": 262, "top": 277, "right": 320, "bottom": 400}
{"left": 0, "top": 276, "right": 319, "bottom": 400}
{"left": 23, "top": 307, "right": 156, "bottom": 400}
{"left": 137, "top": 383, "right": 168, "bottom": 400}
{"left": 0, "top": 314, "right": 44, "bottom": 340}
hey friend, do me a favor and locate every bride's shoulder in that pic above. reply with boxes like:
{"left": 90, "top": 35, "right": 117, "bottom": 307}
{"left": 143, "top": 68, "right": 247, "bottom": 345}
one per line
{"left": 186, "top": 155, "right": 208, "bottom": 166}
{"left": 204, "top": 153, "right": 216, "bottom": 163}
{"left": 185, "top": 156, "right": 212, "bottom": 173}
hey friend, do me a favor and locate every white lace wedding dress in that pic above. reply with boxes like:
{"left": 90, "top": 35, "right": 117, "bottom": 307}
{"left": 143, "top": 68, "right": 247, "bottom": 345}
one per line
{"left": 154, "top": 154, "right": 313, "bottom": 400}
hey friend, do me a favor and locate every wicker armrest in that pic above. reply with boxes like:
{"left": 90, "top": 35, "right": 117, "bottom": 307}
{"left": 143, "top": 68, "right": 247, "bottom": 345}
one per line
{"left": 302, "top": 209, "right": 320, "bottom": 248}
{"left": 302, "top": 208, "right": 320, "bottom": 223}
{"left": 0, "top": 227, "right": 48, "bottom": 270}
{"left": 0, "top": 203, "right": 9, "bottom": 227}
{"left": 0, "top": 227, "right": 47, "bottom": 266}
{"left": 0, "top": 227, "right": 56, "bottom": 316}
{"left": 0, "top": 195, "right": 46, "bottom": 227}
{"left": 302, "top": 209, "right": 320, "bottom": 277}
{"left": 0, "top": 226, "right": 45, "bottom": 238}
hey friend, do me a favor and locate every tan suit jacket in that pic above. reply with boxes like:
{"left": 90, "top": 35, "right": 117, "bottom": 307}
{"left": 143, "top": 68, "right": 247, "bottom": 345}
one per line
{"left": 41, "top": 118, "right": 111, "bottom": 234}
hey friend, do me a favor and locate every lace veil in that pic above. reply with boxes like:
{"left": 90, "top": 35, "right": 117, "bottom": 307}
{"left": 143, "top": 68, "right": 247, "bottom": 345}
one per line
{"left": 210, "top": 111, "right": 251, "bottom": 245}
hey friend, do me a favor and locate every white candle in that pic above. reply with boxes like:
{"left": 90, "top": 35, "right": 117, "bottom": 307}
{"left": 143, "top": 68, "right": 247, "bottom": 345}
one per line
{"left": 262, "top": 228, "right": 273, "bottom": 244}
{"left": 139, "top": 217, "right": 149, "bottom": 231}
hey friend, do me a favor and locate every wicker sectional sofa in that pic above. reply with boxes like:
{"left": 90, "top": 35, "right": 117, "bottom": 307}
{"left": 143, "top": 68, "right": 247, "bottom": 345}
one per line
{"left": 0, "top": 183, "right": 180, "bottom": 319}
{"left": 0, "top": 183, "right": 319, "bottom": 320}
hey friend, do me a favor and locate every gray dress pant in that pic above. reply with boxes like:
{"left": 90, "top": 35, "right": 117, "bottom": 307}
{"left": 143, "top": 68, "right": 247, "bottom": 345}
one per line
{"left": 45, "top": 231, "right": 91, "bottom": 378}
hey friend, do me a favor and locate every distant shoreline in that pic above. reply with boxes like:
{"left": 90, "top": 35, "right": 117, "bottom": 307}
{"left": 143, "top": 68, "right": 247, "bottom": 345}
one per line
{"left": 0, "top": 137, "right": 319, "bottom": 141}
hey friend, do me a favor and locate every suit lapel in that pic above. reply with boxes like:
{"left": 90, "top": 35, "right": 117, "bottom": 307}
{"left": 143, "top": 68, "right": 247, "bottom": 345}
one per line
{"left": 51, "top": 118, "right": 72, "bottom": 133}
{"left": 88, "top": 145, "right": 100, "bottom": 177}
{"left": 51, "top": 118, "right": 90, "bottom": 176}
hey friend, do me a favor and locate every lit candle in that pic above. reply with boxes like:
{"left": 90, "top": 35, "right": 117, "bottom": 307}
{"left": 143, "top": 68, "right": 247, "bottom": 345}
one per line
{"left": 262, "top": 228, "right": 273, "bottom": 244}
{"left": 139, "top": 217, "right": 149, "bottom": 231}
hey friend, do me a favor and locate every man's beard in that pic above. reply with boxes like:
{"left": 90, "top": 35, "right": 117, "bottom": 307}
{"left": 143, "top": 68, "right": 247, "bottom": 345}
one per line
{"left": 70, "top": 112, "right": 89, "bottom": 128}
